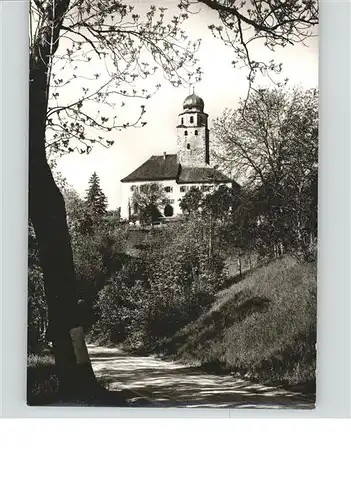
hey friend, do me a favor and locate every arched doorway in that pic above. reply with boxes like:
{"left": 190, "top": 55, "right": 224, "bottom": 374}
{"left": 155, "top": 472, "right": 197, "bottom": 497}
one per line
{"left": 164, "top": 204, "right": 174, "bottom": 217}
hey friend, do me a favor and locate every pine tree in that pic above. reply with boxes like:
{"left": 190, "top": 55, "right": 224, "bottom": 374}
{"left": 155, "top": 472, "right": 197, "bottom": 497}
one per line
{"left": 85, "top": 172, "right": 108, "bottom": 224}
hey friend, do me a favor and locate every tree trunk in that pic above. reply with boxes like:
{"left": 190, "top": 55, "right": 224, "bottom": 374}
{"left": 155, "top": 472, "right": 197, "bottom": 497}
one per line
{"left": 208, "top": 212, "right": 213, "bottom": 258}
{"left": 29, "top": 151, "right": 98, "bottom": 398}
{"left": 29, "top": 3, "right": 100, "bottom": 400}
{"left": 237, "top": 257, "right": 242, "bottom": 278}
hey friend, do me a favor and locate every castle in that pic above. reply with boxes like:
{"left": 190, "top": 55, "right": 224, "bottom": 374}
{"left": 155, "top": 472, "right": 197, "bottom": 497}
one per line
{"left": 120, "top": 91, "right": 236, "bottom": 220}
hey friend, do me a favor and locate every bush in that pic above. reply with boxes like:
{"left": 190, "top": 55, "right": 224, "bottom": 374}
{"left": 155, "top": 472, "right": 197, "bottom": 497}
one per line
{"left": 91, "top": 275, "right": 149, "bottom": 345}
{"left": 71, "top": 223, "right": 129, "bottom": 329}
{"left": 90, "top": 221, "right": 226, "bottom": 349}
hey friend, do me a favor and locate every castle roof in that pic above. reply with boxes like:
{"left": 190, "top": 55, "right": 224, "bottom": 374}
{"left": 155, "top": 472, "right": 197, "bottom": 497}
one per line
{"left": 121, "top": 154, "right": 235, "bottom": 185}
{"left": 121, "top": 154, "right": 180, "bottom": 182}
{"left": 177, "top": 167, "right": 233, "bottom": 184}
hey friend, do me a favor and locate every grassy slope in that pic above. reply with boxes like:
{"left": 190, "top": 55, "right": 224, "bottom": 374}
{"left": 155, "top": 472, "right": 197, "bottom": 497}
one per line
{"left": 159, "top": 256, "right": 317, "bottom": 388}
{"left": 27, "top": 256, "right": 316, "bottom": 403}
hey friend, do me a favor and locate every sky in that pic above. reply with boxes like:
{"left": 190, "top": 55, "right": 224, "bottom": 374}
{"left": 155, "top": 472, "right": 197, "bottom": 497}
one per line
{"left": 56, "top": 0, "right": 318, "bottom": 209}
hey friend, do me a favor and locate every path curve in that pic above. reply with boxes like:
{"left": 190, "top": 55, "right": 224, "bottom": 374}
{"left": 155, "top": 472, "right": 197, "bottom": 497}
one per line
{"left": 88, "top": 345, "right": 313, "bottom": 409}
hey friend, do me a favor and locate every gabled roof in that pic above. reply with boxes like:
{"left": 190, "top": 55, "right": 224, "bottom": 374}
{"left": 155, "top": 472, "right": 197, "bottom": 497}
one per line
{"left": 121, "top": 154, "right": 180, "bottom": 182}
{"left": 121, "top": 153, "right": 238, "bottom": 186}
{"left": 177, "top": 167, "right": 232, "bottom": 184}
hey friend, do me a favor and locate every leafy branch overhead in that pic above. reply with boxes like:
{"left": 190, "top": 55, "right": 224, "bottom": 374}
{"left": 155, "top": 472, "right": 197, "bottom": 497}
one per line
{"left": 30, "top": 0, "right": 202, "bottom": 157}
{"left": 29, "top": 1, "right": 318, "bottom": 159}
{"left": 182, "top": 0, "right": 318, "bottom": 89}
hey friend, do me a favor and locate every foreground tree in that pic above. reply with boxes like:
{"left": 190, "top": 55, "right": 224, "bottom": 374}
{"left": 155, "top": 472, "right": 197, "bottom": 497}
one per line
{"left": 29, "top": 0, "right": 201, "bottom": 401}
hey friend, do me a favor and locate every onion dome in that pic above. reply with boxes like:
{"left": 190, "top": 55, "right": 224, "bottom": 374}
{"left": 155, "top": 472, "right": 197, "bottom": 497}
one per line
{"left": 183, "top": 92, "right": 204, "bottom": 112}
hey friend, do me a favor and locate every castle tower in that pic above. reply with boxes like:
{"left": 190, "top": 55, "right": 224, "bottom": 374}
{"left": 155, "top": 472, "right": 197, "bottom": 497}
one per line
{"left": 176, "top": 91, "right": 210, "bottom": 167}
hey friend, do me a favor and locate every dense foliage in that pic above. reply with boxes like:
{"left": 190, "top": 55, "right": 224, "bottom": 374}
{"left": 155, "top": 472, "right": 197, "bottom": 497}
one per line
{"left": 212, "top": 86, "right": 318, "bottom": 260}
{"left": 28, "top": 175, "right": 128, "bottom": 348}
{"left": 131, "top": 183, "right": 169, "bottom": 224}
{"left": 91, "top": 219, "right": 226, "bottom": 348}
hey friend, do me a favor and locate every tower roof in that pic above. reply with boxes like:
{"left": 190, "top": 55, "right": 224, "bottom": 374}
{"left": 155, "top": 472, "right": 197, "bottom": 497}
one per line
{"left": 183, "top": 92, "right": 204, "bottom": 112}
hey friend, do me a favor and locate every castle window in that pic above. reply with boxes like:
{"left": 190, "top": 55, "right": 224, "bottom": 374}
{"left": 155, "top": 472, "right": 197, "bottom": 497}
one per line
{"left": 190, "top": 116, "right": 194, "bottom": 124}
{"left": 164, "top": 186, "right": 173, "bottom": 193}
{"left": 195, "top": 130, "right": 198, "bottom": 136}
{"left": 187, "top": 143, "right": 190, "bottom": 150}
{"left": 180, "top": 186, "right": 188, "bottom": 192}
{"left": 184, "top": 131, "right": 188, "bottom": 136}
{"left": 181, "top": 117, "right": 184, "bottom": 125}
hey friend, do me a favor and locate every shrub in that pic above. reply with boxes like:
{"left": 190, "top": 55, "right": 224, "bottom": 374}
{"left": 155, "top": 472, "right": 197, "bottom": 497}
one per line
{"left": 90, "top": 220, "right": 226, "bottom": 349}
{"left": 70, "top": 224, "right": 129, "bottom": 329}
{"left": 91, "top": 276, "right": 149, "bottom": 345}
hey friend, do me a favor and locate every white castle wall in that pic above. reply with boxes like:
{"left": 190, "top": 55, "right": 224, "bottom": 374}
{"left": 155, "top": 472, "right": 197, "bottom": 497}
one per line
{"left": 120, "top": 179, "right": 221, "bottom": 220}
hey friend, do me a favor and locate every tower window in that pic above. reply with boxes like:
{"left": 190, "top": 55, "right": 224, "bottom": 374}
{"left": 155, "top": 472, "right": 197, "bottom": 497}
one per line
{"left": 187, "top": 143, "right": 190, "bottom": 150}
{"left": 181, "top": 118, "right": 184, "bottom": 125}
{"left": 190, "top": 116, "right": 194, "bottom": 124}
{"left": 184, "top": 131, "right": 188, "bottom": 136}
{"left": 195, "top": 130, "right": 198, "bottom": 136}
{"left": 164, "top": 186, "right": 173, "bottom": 193}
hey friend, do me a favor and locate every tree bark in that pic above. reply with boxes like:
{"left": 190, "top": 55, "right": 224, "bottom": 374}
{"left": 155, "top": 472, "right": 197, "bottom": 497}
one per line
{"left": 29, "top": 1, "right": 99, "bottom": 400}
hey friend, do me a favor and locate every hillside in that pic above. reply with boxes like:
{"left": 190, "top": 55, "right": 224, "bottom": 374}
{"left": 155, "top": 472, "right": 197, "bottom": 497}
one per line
{"left": 158, "top": 256, "right": 317, "bottom": 390}
{"left": 27, "top": 255, "right": 316, "bottom": 404}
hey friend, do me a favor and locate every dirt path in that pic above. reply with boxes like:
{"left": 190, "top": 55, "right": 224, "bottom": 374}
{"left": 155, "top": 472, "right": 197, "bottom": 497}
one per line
{"left": 88, "top": 345, "right": 314, "bottom": 409}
